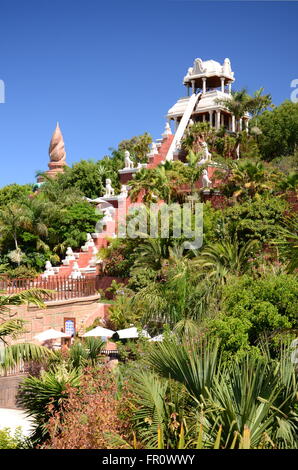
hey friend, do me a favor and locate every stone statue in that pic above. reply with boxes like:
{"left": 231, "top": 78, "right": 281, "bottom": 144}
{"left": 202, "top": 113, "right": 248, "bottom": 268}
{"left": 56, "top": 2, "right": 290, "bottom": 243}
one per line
{"left": 124, "top": 150, "right": 134, "bottom": 169}
{"left": 119, "top": 184, "right": 128, "bottom": 198}
{"left": 162, "top": 122, "right": 172, "bottom": 138}
{"left": 89, "top": 246, "right": 99, "bottom": 267}
{"left": 66, "top": 247, "right": 75, "bottom": 260}
{"left": 198, "top": 141, "right": 212, "bottom": 165}
{"left": 103, "top": 179, "right": 115, "bottom": 197}
{"left": 202, "top": 169, "right": 212, "bottom": 188}
{"left": 223, "top": 58, "right": 232, "bottom": 76}
{"left": 202, "top": 141, "right": 212, "bottom": 161}
{"left": 42, "top": 261, "right": 55, "bottom": 278}
{"left": 69, "top": 262, "right": 83, "bottom": 280}
{"left": 147, "top": 142, "right": 158, "bottom": 158}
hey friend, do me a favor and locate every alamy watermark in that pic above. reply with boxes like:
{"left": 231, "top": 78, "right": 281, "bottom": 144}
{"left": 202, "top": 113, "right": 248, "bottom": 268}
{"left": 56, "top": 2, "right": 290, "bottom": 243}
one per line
{"left": 95, "top": 200, "right": 203, "bottom": 250}
{"left": 290, "top": 79, "right": 298, "bottom": 103}
{"left": 0, "top": 80, "right": 5, "bottom": 103}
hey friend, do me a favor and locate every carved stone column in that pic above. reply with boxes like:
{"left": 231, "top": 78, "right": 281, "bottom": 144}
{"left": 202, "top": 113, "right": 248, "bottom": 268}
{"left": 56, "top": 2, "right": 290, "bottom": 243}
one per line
{"left": 202, "top": 77, "right": 207, "bottom": 94}
{"left": 209, "top": 110, "right": 213, "bottom": 126}
{"left": 220, "top": 77, "right": 225, "bottom": 93}
{"left": 216, "top": 110, "right": 221, "bottom": 129}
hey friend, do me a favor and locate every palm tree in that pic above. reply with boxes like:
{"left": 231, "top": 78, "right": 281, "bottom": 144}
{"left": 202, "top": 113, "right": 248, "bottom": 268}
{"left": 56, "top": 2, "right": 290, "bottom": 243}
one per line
{"left": 248, "top": 87, "right": 273, "bottom": 120}
{"left": 0, "top": 204, "right": 32, "bottom": 264}
{"left": 133, "top": 238, "right": 172, "bottom": 272}
{"left": 18, "top": 364, "right": 82, "bottom": 444}
{"left": 20, "top": 198, "right": 53, "bottom": 253}
{"left": 128, "top": 168, "right": 163, "bottom": 203}
{"left": 0, "top": 289, "right": 53, "bottom": 372}
{"left": 216, "top": 88, "right": 272, "bottom": 159}
{"left": 142, "top": 339, "right": 298, "bottom": 448}
{"left": 68, "top": 337, "right": 105, "bottom": 368}
{"left": 222, "top": 160, "right": 276, "bottom": 201}
{"left": 192, "top": 237, "right": 259, "bottom": 283}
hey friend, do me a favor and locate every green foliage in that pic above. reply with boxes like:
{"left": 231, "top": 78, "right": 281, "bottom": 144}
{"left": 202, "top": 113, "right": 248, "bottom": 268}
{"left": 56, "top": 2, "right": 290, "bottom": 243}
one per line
{"left": 208, "top": 274, "right": 298, "bottom": 356}
{"left": 118, "top": 132, "right": 152, "bottom": 164}
{"left": 0, "top": 184, "right": 32, "bottom": 208}
{"left": 193, "top": 237, "right": 259, "bottom": 283}
{"left": 127, "top": 267, "right": 157, "bottom": 292}
{"left": 18, "top": 365, "right": 82, "bottom": 444}
{"left": 129, "top": 340, "right": 298, "bottom": 449}
{"left": 222, "top": 196, "right": 288, "bottom": 244}
{"left": 0, "top": 427, "right": 27, "bottom": 449}
{"left": 255, "top": 100, "right": 298, "bottom": 161}
{"left": 109, "top": 294, "right": 142, "bottom": 330}
{"left": 48, "top": 201, "right": 100, "bottom": 251}
{"left": 0, "top": 265, "right": 38, "bottom": 279}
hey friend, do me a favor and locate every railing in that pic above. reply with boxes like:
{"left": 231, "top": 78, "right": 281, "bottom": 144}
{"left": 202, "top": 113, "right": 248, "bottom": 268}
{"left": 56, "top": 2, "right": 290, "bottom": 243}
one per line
{"left": 0, "top": 276, "right": 99, "bottom": 301}
{"left": 0, "top": 360, "right": 26, "bottom": 377}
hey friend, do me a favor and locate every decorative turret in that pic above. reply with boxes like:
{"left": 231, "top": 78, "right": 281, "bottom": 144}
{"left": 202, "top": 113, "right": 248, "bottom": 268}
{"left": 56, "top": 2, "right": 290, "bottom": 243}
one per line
{"left": 183, "top": 57, "right": 234, "bottom": 94}
{"left": 37, "top": 122, "right": 68, "bottom": 183}
{"left": 47, "top": 122, "right": 67, "bottom": 177}
{"left": 167, "top": 57, "right": 241, "bottom": 133}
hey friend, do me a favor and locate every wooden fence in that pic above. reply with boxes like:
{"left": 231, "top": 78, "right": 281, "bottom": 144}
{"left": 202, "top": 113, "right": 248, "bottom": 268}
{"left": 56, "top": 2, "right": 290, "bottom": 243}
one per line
{"left": 0, "top": 275, "right": 98, "bottom": 301}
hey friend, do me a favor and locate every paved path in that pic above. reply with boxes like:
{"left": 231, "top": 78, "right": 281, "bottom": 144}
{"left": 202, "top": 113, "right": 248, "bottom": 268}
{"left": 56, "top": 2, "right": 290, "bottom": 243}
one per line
{"left": 0, "top": 408, "right": 33, "bottom": 436}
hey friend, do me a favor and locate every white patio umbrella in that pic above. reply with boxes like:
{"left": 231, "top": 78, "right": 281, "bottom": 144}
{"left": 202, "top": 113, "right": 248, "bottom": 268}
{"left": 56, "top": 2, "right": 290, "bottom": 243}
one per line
{"left": 149, "top": 334, "right": 164, "bottom": 342}
{"left": 115, "top": 327, "right": 139, "bottom": 339}
{"left": 83, "top": 326, "right": 115, "bottom": 338}
{"left": 114, "top": 327, "right": 151, "bottom": 339}
{"left": 34, "top": 328, "right": 70, "bottom": 342}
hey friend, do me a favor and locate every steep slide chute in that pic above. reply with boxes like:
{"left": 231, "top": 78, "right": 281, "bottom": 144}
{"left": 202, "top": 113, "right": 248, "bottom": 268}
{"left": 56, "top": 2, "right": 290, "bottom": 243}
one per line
{"left": 166, "top": 93, "right": 202, "bottom": 161}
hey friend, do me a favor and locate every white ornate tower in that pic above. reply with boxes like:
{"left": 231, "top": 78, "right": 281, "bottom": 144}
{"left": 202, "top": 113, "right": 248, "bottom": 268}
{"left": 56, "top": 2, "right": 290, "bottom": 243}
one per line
{"left": 167, "top": 57, "right": 238, "bottom": 132}
{"left": 165, "top": 57, "right": 249, "bottom": 161}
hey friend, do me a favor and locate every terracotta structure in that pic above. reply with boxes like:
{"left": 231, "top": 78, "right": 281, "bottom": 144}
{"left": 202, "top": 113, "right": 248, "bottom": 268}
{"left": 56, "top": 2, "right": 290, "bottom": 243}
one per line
{"left": 37, "top": 122, "right": 67, "bottom": 182}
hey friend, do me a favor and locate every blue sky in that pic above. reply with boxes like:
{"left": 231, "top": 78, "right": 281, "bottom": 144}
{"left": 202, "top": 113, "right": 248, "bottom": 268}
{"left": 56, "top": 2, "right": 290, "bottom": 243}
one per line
{"left": 0, "top": 0, "right": 297, "bottom": 187}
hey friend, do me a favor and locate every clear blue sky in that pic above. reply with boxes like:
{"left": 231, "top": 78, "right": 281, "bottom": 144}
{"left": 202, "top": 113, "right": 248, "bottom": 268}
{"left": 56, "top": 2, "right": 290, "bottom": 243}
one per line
{"left": 0, "top": 0, "right": 297, "bottom": 187}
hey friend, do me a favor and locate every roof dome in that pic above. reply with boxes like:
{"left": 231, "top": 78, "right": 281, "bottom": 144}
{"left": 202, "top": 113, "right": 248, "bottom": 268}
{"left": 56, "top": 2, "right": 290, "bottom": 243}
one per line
{"left": 184, "top": 57, "right": 234, "bottom": 85}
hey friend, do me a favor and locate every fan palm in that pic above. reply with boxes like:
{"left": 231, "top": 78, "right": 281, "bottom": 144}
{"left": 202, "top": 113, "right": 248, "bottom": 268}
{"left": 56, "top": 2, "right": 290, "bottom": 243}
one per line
{"left": 145, "top": 339, "right": 298, "bottom": 448}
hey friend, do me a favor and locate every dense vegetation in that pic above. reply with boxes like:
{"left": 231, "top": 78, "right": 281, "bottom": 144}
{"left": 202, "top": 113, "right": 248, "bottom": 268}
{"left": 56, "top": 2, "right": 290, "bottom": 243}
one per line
{"left": 0, "top": 94, "right": 297, "bottom": 449}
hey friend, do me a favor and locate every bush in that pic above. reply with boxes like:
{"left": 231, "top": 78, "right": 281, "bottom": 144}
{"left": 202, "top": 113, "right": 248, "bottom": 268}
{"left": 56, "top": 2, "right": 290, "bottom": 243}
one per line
{"left": 42, "top": 366, "right": 129, "bottom": 449}
{"left": 0, "top": 427, "right": 27, "bottom": 449}
{"left": 208, "top": 274, "right": 298, "bottom": 356}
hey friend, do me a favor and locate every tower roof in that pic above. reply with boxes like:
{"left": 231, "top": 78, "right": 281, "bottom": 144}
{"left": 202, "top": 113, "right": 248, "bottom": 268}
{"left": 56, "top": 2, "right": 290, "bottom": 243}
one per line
{"left": 183, "top": 57, "right": 234, "bottom": 88}
{"left": 49, "top": 122, "right": 66, "bottom": 163}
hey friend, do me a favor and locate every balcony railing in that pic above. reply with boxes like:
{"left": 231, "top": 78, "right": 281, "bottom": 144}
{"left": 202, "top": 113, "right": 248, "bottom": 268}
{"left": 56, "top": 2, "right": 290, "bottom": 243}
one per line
{"left": 0, "top": 275, "right": 99, "bottom": 301}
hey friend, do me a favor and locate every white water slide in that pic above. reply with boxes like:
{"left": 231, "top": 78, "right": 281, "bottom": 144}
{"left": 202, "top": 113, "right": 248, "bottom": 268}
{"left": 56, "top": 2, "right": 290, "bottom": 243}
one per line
{"left": 166, "top": 92, "right": 202, "bottom": 161}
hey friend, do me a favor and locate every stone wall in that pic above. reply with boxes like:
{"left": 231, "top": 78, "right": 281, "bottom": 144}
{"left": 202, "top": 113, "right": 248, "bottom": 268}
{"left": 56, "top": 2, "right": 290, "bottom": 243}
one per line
{"left": 6, "top": 295, "right": 110, "bottom": 343}
{"left": 0, "top": 375, "right": 25, "bottom": 409}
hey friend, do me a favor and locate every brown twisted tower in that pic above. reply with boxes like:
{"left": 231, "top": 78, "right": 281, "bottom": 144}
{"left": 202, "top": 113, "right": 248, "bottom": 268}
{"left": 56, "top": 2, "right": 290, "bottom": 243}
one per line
{"left": 47, "top": 122, "right": 67, "bottom": 177}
